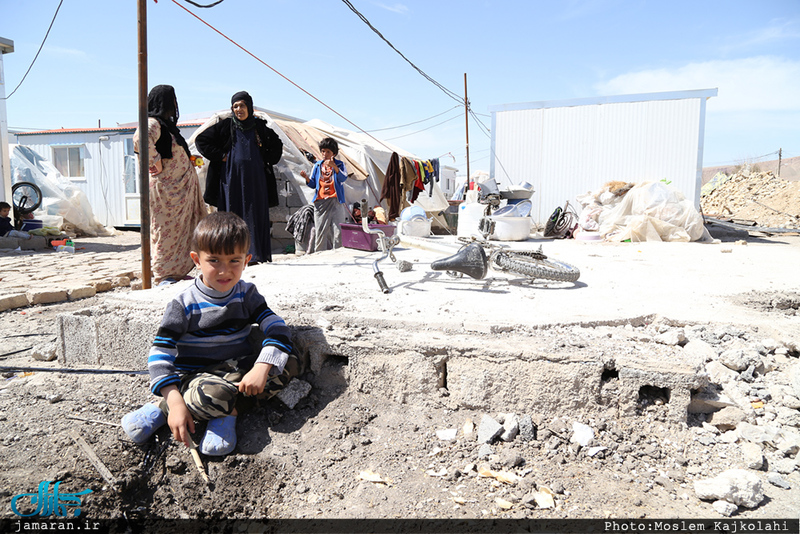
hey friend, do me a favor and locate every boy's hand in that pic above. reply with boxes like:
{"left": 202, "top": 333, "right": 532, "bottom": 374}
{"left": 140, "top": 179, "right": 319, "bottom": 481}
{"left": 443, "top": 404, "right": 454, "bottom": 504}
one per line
{"left": 238, "top": 363, "right": 272, "bottom": 396}
{"left": 163, "top": 385, "right": 195, "bottom": 448}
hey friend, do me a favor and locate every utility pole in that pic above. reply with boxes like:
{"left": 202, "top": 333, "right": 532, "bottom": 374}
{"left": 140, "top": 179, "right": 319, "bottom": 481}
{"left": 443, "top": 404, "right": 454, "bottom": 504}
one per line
{"left": 137, "top": 0, "right": 152, "bottom": 289}
{"left": 777, "top": 148, "right": 782, "bottom": 178}
{"left": 462, "top": 73, "right": 470, "bottom": 200}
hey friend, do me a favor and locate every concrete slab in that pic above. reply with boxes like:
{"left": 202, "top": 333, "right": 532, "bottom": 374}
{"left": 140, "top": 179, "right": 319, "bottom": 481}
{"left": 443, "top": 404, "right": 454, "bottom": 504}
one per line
{"left": 53, "top": 234, "right": 800, "bottom": 422}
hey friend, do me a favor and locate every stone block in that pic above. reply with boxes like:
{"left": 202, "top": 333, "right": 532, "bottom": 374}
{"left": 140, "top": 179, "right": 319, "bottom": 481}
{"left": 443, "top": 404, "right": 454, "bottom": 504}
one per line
{"left": 0, "top": 236, "right": 19, "bottom": 250}
{"left": 275, "top": 379, "right": 312, "bottom": 409}
{"left": 19, "top": 236, "right": 49, "bottom": 250}
{"left": 68, "top": 286, "right": 96, "bottom": 301}
{"left": 0, "top": 293, "right": 29, "bottom": 311}
{"left": 91, "top": 280, "right": 113, "bottom": 292}
{"left": 27, "top": 288, "right": 68, "bottom": 305}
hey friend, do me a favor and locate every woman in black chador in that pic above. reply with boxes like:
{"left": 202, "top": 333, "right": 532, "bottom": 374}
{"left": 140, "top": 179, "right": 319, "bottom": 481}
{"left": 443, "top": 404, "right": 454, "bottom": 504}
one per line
{"left": 196, "top": 91, "right": 282, "bottom": 263}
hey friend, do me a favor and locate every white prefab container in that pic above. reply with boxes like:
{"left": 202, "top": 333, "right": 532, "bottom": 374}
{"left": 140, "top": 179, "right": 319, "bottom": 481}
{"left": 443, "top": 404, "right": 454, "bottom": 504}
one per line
{"left": 488, "top": 89, "right": 717, "bottom": 228}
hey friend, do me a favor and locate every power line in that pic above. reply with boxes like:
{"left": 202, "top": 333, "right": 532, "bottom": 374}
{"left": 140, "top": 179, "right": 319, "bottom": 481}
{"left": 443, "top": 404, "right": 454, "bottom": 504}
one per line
{"left": 180, "top": 0, "right": 225, "bottom": 7}
{"left": 169, "top": 0, "right": 394, "bottom": 152}
{"left": 384, "top": 114, "right": 462, "bottom": 141}
{"left": 340, "top": 0, "right": 464, "bottom": 105}
{"left": 1, "top": 0, "right": 64, "bottom": 101}
{"left": 367, "top": 105, "right": 461, "bottom": 132}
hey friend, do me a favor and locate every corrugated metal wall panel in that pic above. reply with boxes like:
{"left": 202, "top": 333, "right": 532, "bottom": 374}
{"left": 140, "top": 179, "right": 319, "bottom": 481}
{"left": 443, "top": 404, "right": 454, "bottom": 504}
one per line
{"left": 490, "top": 91, "right": 713, "bottom": 227}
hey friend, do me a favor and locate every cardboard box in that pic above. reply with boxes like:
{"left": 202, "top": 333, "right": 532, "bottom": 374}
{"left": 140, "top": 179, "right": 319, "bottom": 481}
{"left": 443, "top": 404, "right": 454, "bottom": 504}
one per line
{"left": 340, "top": 223, "right": 395, "bottom": 251}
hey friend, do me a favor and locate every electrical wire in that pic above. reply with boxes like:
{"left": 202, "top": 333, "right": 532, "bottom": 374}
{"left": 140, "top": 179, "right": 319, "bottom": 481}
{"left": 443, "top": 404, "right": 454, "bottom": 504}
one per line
{"left": 340, "top": 0, "right": 464, "bottom": 105}
{"left": 384, "top": 114, "right": 462, "bottom": 141}
{"left": 180, "top": 0, "right": 225, "bottom": 7}
{"left": 367, "top": 105, "right": 461, "bottom": 132}
{"left": 1, "top": 0, "right": 64, "bottom": 101}
{"left": 169, "top": 0, "right": 394, "bottom": 153}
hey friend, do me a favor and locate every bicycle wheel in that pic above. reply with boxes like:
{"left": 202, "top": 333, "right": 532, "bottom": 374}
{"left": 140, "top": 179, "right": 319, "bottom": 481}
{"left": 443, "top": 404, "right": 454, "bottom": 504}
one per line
{"left": 12, "top": 182, "right": 43, "bottom": 214}
{"left": 493, "top": 250, "right": 580, "bottom": 282}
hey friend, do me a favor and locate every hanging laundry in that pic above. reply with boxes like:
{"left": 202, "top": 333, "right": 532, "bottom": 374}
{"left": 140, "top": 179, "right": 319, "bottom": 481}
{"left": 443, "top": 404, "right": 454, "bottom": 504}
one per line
{"left": 380, "top": 152, "right": 403, "bottom": 220}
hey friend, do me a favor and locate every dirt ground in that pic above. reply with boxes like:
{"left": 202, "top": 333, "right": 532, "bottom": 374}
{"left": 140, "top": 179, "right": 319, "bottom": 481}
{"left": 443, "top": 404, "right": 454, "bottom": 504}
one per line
{"left": 1, "top": 177, "right": 799, "bottom": 528}
{"left": 0, "top": 283, "right": 798, "bottom": 525}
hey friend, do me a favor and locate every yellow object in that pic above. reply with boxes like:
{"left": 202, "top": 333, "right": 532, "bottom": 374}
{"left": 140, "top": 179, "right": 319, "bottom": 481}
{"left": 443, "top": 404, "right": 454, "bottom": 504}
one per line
{"left": 190, "top": 155, "right": 204, "bottom": 167}
{"left": 751, "top": 400, "right": 764, "bottom": 409}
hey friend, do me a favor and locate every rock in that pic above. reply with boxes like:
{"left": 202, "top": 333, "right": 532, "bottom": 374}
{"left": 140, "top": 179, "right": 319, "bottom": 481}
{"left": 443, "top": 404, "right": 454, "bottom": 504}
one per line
{"left": 586, "top": 446, "right": 607, "bottom": 457}
{"left": 737, "top": 422, "right": 780, "bottom": 446}
{"left": 477, "top": 414, "right": 503, "bottom": 444}
{"left": 709, "top": 406, "right": 746, "bottom": 431}
{"left": 463, "top": 418, "right": 475, "bottom": 440}
{"left": 683, "top": 339, "right": 717, "bottom": 363}
{"left": 767, "top": 474, "right": 791, "bottom": 489}
{"left": 655, "top": 329, "right": 685, "bottom": 346}
{"left": 773, "top": 459, "right": 797, "bottom": 475}
{"left": 275, "top": 379, "right": 312, "bottom": 409}
{"left": 688, "top": 386, "right": 735, "bottom": 413}
{"left": 693, "top": 469, "right": 764, "bottom": 508}
{"left": 31, "top": 343, "right": 58, "bottom": 362}
{"left": 719, "top": 347, "right": 759, "bottom": 372}
{"left": 760, "top": 338, "right": 779, "bottom": 353}
{"left": 518, "top": 414, "right": 535, "bottom": 442}
{"left": 789, "top": 363, "right": 800, "bottom": 404}
{"left": 436, "top": 428, "right": 457, "bottom": 441}
{"left": 477, "top": 443, "right": 493, "bottom": 459}
{"left": 740, "top": 442, "right": 763, "bottom": 470}
{"left": 654, "top": 476, "right": 674, "bottom": 492}
{"left": 712, "top": 500, "right": 738, "bottom": 517}
{"left": 571, "top": 422, "right": 594, "bottom": 447}
{"left": 777, "top": 434, "right": 800, "bottom": 456}
{"left": 500, "top": 413, "right": 519, "bottom": 442}
{"left": 499, "top": 450, "right": 524, "bottom": 468}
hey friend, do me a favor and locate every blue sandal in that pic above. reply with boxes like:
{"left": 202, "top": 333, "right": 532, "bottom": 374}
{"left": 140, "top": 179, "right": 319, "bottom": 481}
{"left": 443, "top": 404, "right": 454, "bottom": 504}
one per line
{"left": 121, "top": 403, "right": 166, "bottom": 444}
{"left": 200, "top": 415, "right": 237, "bottom": 456}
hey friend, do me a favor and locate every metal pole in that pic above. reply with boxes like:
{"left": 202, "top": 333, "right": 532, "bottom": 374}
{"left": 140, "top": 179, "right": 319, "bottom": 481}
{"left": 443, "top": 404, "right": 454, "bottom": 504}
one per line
{"left": 137, "top": 0, "right": 152, "bottom": 289}
{"left": 463, "top": 73, "right": 470, "bottom": 199}
{"left": 777, "top": 148, "right": 782, "bottom": 178}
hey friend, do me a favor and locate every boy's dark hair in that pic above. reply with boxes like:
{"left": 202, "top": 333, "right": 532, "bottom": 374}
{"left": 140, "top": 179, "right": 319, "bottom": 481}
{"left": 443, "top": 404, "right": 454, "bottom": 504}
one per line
{"left": 318, "top": 137, "right": 338, "bottom": 156}
{"left": 0, "top": 201, "right": 10, "bottom": 211}
{"left": 191, "top": 211, "right": 251, "bottom": 255}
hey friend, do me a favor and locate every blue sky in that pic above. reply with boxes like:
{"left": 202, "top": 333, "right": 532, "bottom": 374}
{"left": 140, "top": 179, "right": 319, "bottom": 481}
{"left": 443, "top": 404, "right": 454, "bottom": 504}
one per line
{"left": 1, "top": 0, "right": 798, "bottom": 176}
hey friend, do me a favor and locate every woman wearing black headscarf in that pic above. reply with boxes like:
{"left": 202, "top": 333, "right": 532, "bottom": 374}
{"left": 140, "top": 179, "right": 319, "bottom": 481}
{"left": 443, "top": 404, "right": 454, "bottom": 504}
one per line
{"left": 195, "top": 91, "right": 283, "bottom": 263}
{"left": 134, "top": 85, "right": 206, "bottom": 284}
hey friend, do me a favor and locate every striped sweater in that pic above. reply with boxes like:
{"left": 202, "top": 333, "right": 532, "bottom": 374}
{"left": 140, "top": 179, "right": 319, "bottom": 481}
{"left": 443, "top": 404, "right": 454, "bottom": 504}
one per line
{"left": 147, "top": 277, "right": 292, "bottom": 395}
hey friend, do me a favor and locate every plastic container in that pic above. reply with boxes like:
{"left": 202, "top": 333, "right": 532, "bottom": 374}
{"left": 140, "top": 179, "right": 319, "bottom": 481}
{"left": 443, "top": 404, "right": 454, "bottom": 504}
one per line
{"left": 340, "top": 223, "right": 395, "bottom": 251}
{"left": 457, "top": 203, "right": 486, "bottom": 237}
{"left": 21, "top": 219, "right": 43, "bottom": 231}
{"left": 399, "top": 218, "right": 432, "bottom": 237}
{"left": 399, "top": 206, "right": 426, "bottom": 221}
{"left": 489, "top": 216, "right": 531, "bottom": 241}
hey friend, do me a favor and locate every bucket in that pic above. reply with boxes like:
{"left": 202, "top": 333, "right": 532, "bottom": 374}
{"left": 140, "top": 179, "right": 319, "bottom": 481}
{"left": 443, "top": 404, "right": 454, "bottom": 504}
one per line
{"left": 489, "top": 216, "right": 531, "bottom": 241}
{"left": 400, "top": 218, "right": 432, "bottom": 237}
{"left": 457, "top": 203, "right": 486, "bottom": 237}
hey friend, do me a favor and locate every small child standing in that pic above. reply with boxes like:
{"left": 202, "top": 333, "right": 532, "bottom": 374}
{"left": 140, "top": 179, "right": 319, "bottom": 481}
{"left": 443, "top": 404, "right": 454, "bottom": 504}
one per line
{"left": 300, "top": 137, "right": 348, "bottom": 252}
{"left": 121, "top": 211, "right": 299, "bottom": 455}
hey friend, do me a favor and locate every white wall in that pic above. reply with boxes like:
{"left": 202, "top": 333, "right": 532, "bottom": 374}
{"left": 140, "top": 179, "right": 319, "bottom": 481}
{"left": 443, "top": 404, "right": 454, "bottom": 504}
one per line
{"left": 0, "top": 38, "right": 13, "bottom": 205}
{"left": 489, "top": 89, "right": 717, "bottom": 226}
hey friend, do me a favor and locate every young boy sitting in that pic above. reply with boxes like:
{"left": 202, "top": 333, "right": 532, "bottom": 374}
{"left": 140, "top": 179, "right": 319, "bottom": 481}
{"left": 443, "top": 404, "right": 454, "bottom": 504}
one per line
{"left": 122, "top": 211, "right": 299, "bottom": 455}
{"left": 0, "top": 201, "right": 31, "bottom": 239}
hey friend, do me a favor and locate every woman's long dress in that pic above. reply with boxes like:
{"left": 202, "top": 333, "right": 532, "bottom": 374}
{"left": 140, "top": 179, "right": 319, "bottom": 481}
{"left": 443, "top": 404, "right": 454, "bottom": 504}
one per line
{"left": 221, "top": 127, "right": 272, "bottom": 262}
{"left": 135, "top": 118, "right": 207, "bottom": 283}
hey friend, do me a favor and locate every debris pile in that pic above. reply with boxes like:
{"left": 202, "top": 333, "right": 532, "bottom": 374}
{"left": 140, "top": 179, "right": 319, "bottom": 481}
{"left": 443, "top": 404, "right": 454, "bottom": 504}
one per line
{"left": 701, "top": 169, "right": 800, "bottom": 229}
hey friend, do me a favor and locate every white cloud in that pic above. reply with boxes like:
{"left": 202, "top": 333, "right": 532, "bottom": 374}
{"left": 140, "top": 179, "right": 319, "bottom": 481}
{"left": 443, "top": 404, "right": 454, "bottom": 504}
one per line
{"left": 595, "top": 56, "right": 800, "bottom": 112}
{"left": 374, "top": 3, "right": 409, "bottom": 15}
{"left": 719, "top": 18, "right": 800, "bottom": 54}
